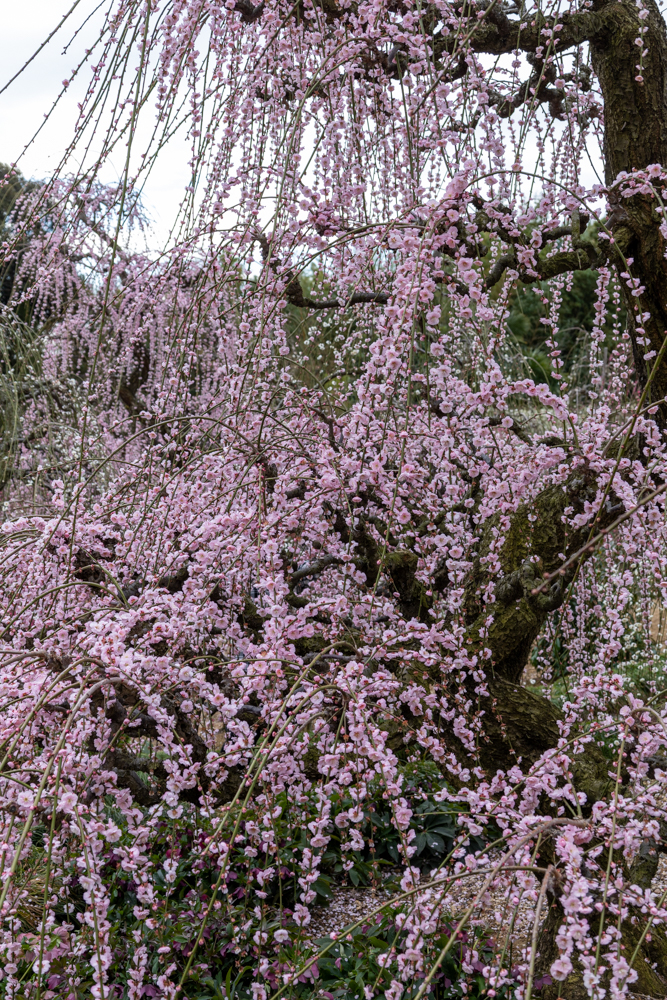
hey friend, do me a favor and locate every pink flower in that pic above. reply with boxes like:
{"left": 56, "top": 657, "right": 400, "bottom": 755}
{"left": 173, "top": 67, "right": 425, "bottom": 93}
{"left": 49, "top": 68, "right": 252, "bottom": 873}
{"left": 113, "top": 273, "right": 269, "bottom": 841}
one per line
{"left": 58, "top": 791, "right": 78, "bottom": 815}
{"left": 293, "top": 904, "right": 311, "bottom": 927}
{"left": 550, "top": 956, "right": 573, "bottom": 981}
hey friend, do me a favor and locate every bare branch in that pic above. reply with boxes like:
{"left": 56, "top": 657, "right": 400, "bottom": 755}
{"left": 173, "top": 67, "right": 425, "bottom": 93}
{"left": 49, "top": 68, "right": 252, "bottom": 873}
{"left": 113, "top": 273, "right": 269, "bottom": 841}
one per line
{"left": 484, "top": 253, "right": 517, "bottom": 289}
{"left": 254, "top": 230, "right": 388, "bottom": 309}
{"left": 234, "top": 0, "right": 265, "bottom": 22}
{"left": 309, "top": 406, "right": 341, "bottom": 451}
{"left": 290, "top": 553, "right": 344, "bottom": 585}
{"left": 488, "top": 414, "right": 532, "bottom": 445}
{"left": 433, "top": 5, "right": 609, "bottom": 59}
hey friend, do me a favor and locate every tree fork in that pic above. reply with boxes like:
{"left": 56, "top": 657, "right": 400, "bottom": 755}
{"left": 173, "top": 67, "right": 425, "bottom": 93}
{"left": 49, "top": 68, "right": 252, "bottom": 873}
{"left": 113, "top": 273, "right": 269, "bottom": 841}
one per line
{"left": 451, "top": 0, "right": 667, "bottom": 789}
{"left": 455, "top": 0, "right": 667, "bottom": 944}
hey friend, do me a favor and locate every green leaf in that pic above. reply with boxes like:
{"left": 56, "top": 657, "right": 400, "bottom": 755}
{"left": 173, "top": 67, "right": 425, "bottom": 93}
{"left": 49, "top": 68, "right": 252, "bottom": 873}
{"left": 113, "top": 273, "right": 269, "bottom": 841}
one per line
{"left": 313, "top": 877, "right": 333, "bottom": 899}
{"left": 429, "top": 823, "right": 455, "bottom": 837}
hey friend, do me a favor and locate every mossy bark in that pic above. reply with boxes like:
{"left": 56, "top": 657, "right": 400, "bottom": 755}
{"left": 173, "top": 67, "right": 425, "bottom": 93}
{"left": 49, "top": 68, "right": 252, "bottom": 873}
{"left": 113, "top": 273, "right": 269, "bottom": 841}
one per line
{"left": 535, "top": 895, "right": 667, "bottom": 1000}
{"left": 455, "top": 1, "right": 667, "bottom": 965}
{"left": 385, "top": 549, "right": 433, "bottom": 623}
{"left": 463, "top": 466, "right": 619, "bottom": 687}
{"left": 472, "top": 676, "right": 563, "bottom": 771}
{"left": 590, "top": 0, "right": 667, "bottom": 422}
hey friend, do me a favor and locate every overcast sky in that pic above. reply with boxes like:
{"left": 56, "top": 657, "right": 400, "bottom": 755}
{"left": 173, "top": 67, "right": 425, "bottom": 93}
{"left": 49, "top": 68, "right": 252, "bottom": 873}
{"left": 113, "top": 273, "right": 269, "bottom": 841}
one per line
{"left": 2, "top": 2, "right": 607, "bottom": 251}
{"left": 0, "top": 1, "right": 190, "bottom": 244}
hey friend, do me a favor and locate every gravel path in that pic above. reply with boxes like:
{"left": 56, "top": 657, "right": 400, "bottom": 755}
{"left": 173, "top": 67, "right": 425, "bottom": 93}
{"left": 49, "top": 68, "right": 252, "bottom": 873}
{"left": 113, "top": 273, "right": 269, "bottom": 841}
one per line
{"left": 305, "top": 855, "right": 667, "bottom": 999}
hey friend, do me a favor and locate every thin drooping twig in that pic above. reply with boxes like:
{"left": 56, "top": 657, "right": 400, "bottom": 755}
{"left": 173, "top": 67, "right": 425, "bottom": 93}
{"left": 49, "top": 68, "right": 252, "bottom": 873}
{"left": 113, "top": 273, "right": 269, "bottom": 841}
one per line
{"left": 532, "top": 483, "right": 667, "bottom": 594}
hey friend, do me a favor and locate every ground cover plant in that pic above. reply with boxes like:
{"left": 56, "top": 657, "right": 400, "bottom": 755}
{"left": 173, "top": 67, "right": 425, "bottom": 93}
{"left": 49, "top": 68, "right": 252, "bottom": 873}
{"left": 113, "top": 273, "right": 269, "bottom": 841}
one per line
{"left": 3, "top": 0, "right": 667, "bottom": 996}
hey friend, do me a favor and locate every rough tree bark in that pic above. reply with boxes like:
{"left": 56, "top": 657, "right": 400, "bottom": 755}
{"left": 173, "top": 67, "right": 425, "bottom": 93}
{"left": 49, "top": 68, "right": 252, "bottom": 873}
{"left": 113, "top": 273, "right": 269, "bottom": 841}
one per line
{"left": 591, "top": 0, "right": 667, "bottom": 417}
{"left": 277, "top": 0, "right": 667, "bottom": 988}
{"left": 273, "top": 1, "right": 667, "bottom": 983}
{"left": 445, "top": 2, "right": 667, "bottom": 991}
{"left": 109, "top": 0, "right": 667, "bottom": 985}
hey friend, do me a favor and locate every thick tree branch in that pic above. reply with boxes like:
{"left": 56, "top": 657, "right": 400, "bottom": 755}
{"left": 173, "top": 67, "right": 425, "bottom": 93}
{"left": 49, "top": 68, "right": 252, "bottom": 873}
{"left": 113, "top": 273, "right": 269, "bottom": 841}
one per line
{"left": 254, "top": 229, "right": 388, "bottom": 310}
{"left": 290, "top": 553, "right": 345, "bottom": 584}
{"left": 433, "top": 4, "right": 609, "bottom": 59}
{"left": 303, "top": 291, "right": 390, "bottom": 308}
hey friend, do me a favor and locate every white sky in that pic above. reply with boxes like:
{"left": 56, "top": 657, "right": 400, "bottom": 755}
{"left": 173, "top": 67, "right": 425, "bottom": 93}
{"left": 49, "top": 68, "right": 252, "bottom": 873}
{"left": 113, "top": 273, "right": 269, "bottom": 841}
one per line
{"left": 1, "top": 2, "right": 606, "bottom": 250}
{"left": 0, "top": 1, "right": 190, "bottom": 245}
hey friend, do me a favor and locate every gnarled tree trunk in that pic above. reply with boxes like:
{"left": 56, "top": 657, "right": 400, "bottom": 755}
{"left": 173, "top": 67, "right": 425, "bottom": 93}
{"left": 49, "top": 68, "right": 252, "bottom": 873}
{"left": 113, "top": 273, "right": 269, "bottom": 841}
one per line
{"left": 441, "top": 2, "right": 667, "bottom": 988}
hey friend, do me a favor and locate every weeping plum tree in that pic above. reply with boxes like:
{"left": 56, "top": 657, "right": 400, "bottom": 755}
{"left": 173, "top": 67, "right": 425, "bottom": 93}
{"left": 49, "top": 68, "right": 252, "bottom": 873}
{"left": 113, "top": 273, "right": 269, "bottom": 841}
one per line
{"left": 3, "top": 0, "right": 667, "bottom": 996}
